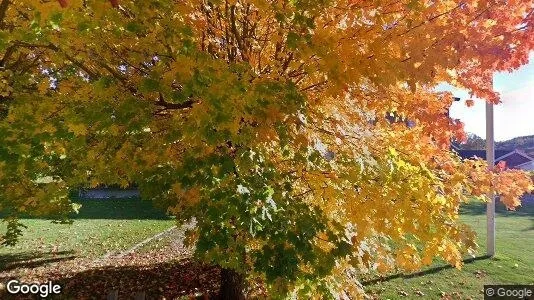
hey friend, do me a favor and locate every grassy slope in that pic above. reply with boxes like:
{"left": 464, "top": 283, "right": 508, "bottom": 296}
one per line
{"left": 365, "top": 201, "right": 534, "bottom": 299}
{"left": 0, "top": 198, "right": 175, "bottom": 260}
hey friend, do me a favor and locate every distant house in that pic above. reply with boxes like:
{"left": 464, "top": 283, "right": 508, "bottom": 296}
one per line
{"left": 455, "top": 149, "right": 534, "bottom": 171}
{"left": 78, "top": 185, "right": 140, "bottom": 199}
{"left": 79, "top": 188, "right": 140, "bottom": 199}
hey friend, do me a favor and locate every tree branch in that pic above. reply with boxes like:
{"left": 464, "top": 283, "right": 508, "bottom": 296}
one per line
{"left": 0, "top": 0, "right": 11, "bottom": 29}
{"left": 398, "top": 3, "right": 462, "bottom": 37}
{"left": 12, "top": 41, "right": 196, "bottom": 112}
{"left": 230, "top": 4, "right": 248, "bottom": 61}
{"left": 155, "top": 92, "right": 195, "bottom": 110}
{"left": 300, "top": 80, "right": 328, "bottom": 92}
{"left": 0, "top": 44, "right": 15, "bottom": 68}
{"left": 11, "top": 41, "right": 100, "bottom": 79}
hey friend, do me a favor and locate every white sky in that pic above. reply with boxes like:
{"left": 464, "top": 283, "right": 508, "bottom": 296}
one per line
{"left": 441, "top": 54, "right": 534, "bottom": 142}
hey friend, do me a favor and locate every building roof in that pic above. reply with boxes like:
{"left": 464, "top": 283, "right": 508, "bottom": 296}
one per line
{"left": 455, "top": 149, "right": 534, "bottom": 168}
{"left": 455, "top": 149, "right": 512, "bottom": 161}
{"left": 496, "top": 150, "right": 534, "bottom": 168}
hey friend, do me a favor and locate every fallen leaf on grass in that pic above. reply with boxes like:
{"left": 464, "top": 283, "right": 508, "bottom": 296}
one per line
{"left": 474, "top": 270, "right": 487, "bottom": 278}
{"left": 414, "top": 290, "right": 425, "bottom": 296}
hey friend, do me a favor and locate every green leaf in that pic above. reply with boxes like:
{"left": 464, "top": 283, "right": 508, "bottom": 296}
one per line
{"left": 125, "top": 21, "right": 144, "bottom": 33}
{"left": 139, "top": 78, "right": 160, "bottom": 92}
{"left": 286, "top": 32, "right": 301, "bottom": 50}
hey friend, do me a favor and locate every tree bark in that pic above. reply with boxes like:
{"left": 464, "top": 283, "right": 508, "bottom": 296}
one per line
{"left": 219, "top": 268, "right": 246, "bottom": 300}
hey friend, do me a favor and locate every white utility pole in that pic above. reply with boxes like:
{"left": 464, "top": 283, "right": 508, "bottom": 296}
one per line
{"left": 486, "top": 92, "right": 496, "bottom": 257}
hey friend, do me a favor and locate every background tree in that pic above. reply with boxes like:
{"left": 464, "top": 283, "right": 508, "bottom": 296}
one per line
{"left": 497, "top": 135, "right": 534, "bottom": 154}
{"left": 455, "top": 133, "right": 486, "bottom": 150}
{"left": 1, "top": 0, "right": 533, "bottom": 297}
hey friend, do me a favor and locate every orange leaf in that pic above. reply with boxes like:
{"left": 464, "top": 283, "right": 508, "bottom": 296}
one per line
{"left": 465, "top": 99, "right": 474, "bottom": 107}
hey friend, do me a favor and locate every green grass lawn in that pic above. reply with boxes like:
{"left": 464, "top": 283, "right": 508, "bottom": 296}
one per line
{"left": 365, "top": 200, "right": 534, "bottom": 299}
{"left": 1, "top": 196, "right": 532, "bottom": 299}
{"left": 0, "top": 198, "right": 175, "bottom": 261}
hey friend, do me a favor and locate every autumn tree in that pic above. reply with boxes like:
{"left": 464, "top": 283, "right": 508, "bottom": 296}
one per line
{"left": 1, "top": 0, "right": 533, "bottom": 297}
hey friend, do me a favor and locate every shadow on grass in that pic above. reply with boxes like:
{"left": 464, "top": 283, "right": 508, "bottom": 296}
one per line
{"left": 460, "top": 199, "right": 534, "bottom": 217}
{"left": 0, "top": 251, "right": 77, "bottom": 273}
{"left": 69, "top": 198, "right": 172, "bottom": 220}
{"left": 362, "top": 255, "right": 492, "bottom": 286}
{"left": 461, "top": 198, "right": 534, "bottom": 232}
{"left": 1, "top": 198, "right": 172, "bottom": 220}
{"left": 1, "top": 259, "right": 221, "bottom": 299}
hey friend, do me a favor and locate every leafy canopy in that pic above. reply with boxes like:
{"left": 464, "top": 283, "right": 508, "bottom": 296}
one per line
{"left": 0, "top": 0, "right": 533, "bottom": 297}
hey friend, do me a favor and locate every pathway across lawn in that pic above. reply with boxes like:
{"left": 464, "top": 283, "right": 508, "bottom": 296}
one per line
{"left": 0, "top": 197, "right": 175, "bottom": 259}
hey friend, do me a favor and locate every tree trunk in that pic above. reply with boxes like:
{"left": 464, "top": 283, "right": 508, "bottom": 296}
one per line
{"left": 219, "top": 268, "right": 246, "bottom": 300}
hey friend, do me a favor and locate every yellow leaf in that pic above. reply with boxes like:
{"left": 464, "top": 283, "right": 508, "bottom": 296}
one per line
{"left": 67, "top": 123, "right": 87, "bottom": 136}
